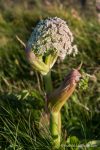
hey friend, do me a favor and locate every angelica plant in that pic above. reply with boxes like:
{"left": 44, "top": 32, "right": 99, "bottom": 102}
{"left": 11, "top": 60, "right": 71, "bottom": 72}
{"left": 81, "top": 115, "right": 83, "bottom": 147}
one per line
{"left": 23, "top": 17, "right": 81, "bottom": 149}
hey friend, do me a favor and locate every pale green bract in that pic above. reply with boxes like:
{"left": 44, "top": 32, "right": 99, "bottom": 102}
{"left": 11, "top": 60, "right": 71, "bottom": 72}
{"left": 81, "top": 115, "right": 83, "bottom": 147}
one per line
{"left": 27, "top": 17, "right": 78, "bottom": 60}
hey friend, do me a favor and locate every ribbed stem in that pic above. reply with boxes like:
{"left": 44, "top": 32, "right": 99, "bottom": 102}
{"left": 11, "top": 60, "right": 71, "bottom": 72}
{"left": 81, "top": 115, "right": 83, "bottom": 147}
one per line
{"left": 50, "top": 111, "right": 61, "bottom": 149}
{"left": 43, "top": 71, "right": 53, "bottom": 93}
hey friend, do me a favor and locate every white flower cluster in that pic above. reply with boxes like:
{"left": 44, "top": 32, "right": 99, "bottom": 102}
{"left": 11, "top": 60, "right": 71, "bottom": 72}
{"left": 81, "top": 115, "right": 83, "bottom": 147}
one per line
{"left": 27, "top": 17, "right": 78, "bottom": 60}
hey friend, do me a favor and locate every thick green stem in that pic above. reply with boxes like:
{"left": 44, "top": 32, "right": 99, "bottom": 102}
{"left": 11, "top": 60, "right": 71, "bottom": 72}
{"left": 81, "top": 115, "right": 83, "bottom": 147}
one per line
{"left": 43, "top": 71, "right": 61, "bottom": 148}
{"left": 43, "top": 71, "right": 53, "bottom": 93}
{"left": 47, "top": 69, "right": 81, "bottom": 149}
{"left": 50, "top": 111, "right": 61, "bottom": 149}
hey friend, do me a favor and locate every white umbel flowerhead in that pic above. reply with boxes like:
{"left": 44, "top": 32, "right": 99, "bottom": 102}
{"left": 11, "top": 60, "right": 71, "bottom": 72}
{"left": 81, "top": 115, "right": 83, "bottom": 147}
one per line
{"left": 26, "top": 17, "right": 78, "bottom": 75}
{"left": 27, "top": 17, "right": 78, "bottom": 60}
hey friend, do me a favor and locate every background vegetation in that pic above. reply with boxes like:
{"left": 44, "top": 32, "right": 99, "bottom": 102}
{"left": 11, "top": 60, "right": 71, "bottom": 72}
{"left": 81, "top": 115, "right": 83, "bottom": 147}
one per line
{"left": 0, "top": 0, "right": 100, "bottom": 149}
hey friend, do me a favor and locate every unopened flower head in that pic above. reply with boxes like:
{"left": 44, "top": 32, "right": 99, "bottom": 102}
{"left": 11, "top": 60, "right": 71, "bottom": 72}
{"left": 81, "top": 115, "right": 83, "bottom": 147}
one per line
{"left": 27, "top": 17, "right": 78, "bottom": 60}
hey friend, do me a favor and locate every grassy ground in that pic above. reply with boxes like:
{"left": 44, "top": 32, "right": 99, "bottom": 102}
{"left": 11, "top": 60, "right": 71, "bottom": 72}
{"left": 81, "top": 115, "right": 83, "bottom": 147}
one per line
{"left": 0, "top": 1, "right": 100, "bottom": 150}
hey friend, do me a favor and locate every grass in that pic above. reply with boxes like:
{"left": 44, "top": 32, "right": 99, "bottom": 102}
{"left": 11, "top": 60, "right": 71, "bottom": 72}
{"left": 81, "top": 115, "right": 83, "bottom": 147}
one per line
{"left": 0, "top": 1, "right": 100, "bottom": 149}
